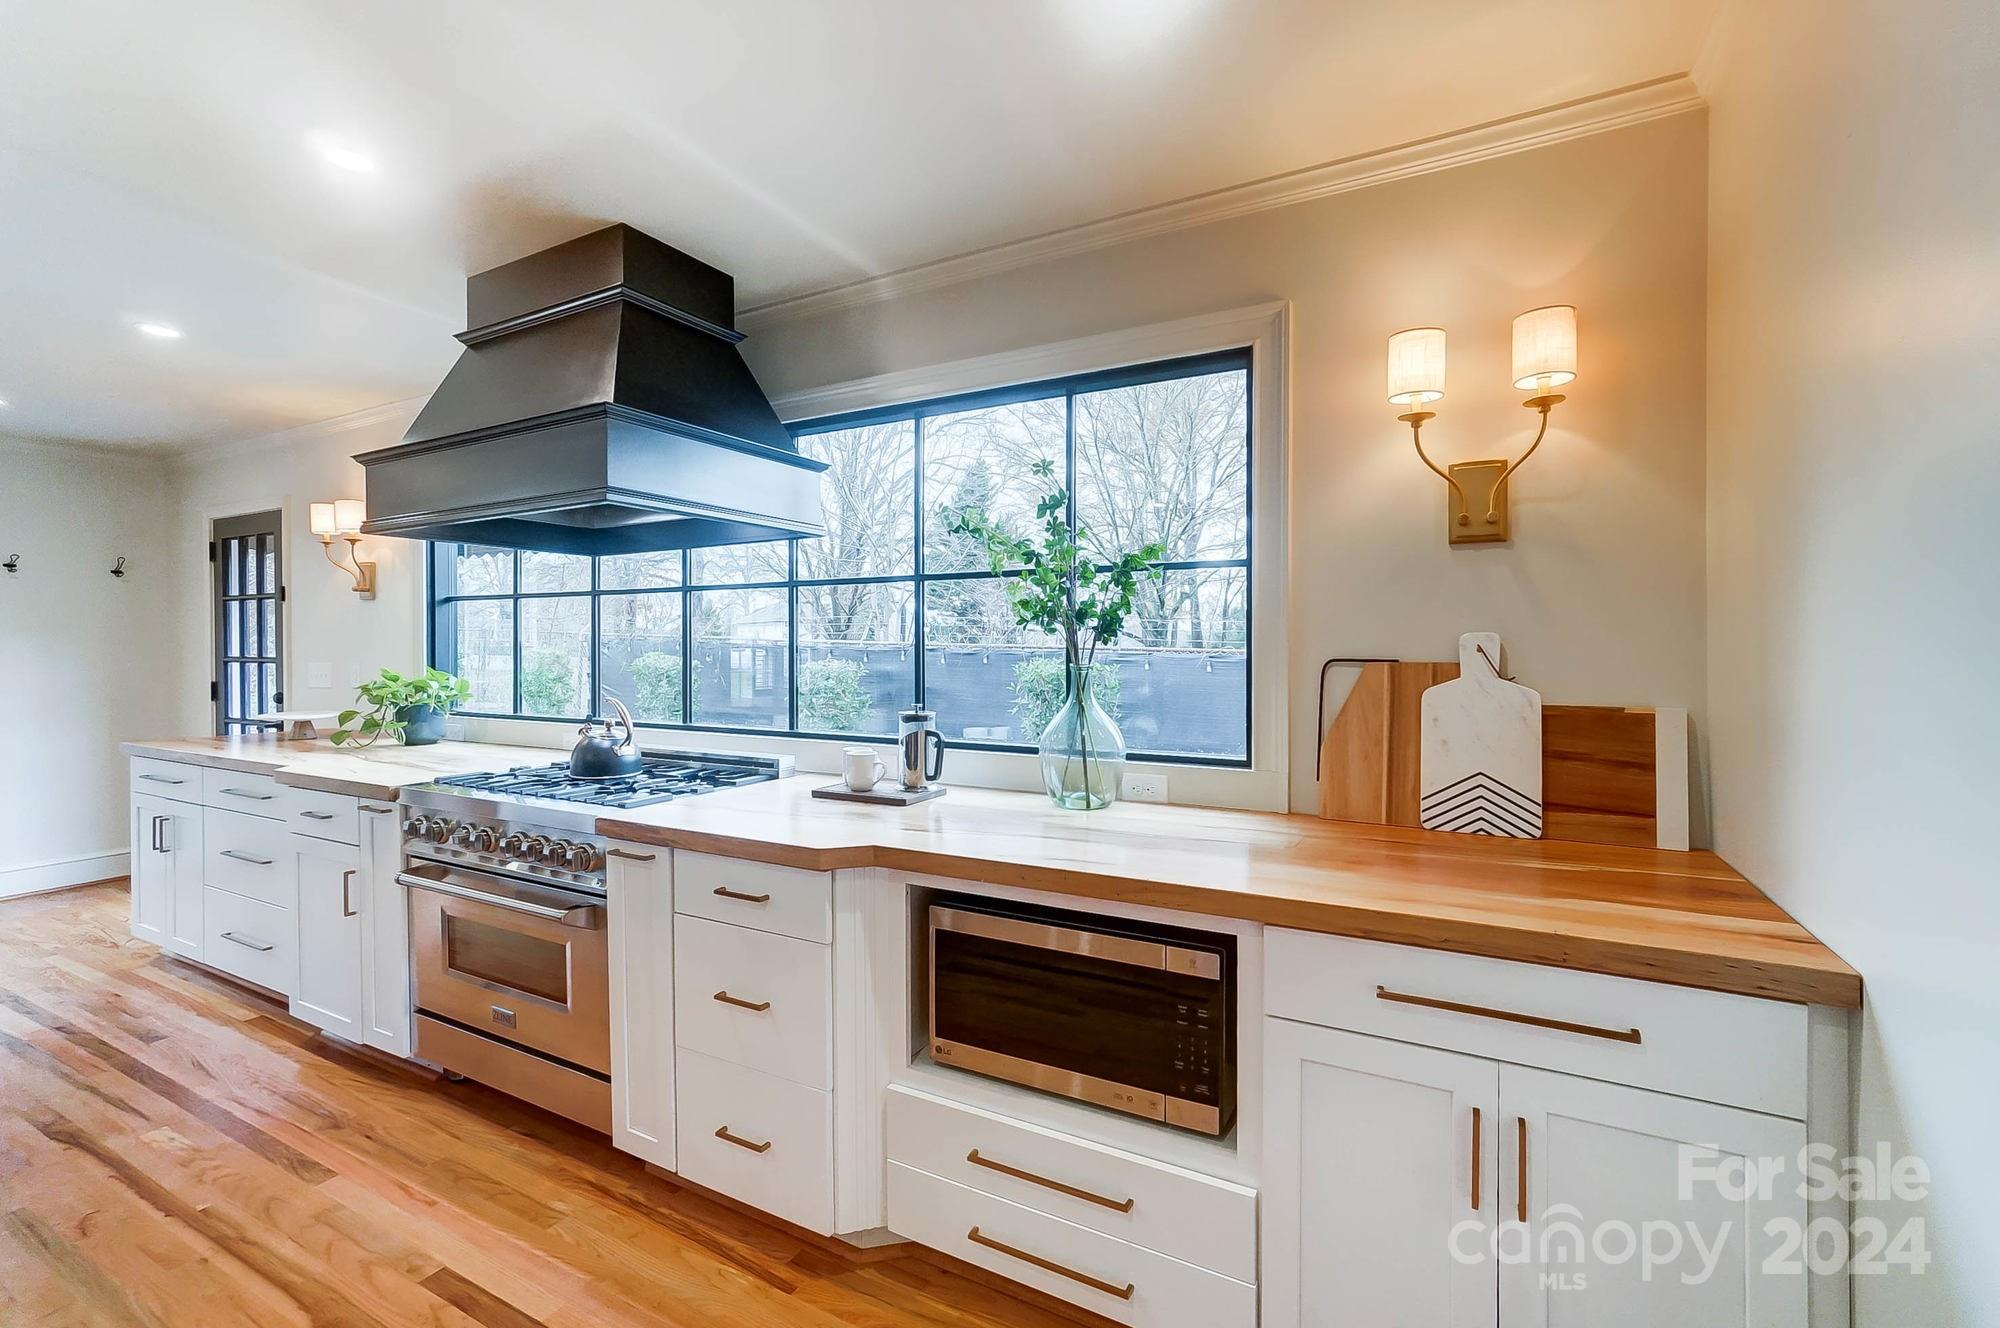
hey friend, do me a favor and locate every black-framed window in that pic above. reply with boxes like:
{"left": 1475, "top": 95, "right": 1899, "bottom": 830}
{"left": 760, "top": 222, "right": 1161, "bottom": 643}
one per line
{"left": 428, "top": 348, "right": 1253, "bottom": 764}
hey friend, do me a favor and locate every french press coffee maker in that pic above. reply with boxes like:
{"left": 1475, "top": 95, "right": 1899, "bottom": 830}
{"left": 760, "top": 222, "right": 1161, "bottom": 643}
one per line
{"left": 897, "top": 707, "right": 945, "bottom": 792}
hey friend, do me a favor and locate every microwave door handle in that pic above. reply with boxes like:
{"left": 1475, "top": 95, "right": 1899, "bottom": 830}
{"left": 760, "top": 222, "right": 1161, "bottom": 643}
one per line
{"left": 930, "top": 906, "right": 1222, "bottom": 979}
{"left": 396, "top": 872, "right": 602, "bottom": 928}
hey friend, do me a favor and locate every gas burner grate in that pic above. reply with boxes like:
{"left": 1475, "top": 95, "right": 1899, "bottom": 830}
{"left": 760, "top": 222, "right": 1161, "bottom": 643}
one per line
{"left": 434, "top": 758, "right": 777, "bottom": 809}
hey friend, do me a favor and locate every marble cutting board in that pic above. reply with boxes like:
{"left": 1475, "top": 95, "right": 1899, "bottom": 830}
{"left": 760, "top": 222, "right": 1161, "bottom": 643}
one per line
{"left": 1419, "top": 632, "right": 1543, "bottom": 837}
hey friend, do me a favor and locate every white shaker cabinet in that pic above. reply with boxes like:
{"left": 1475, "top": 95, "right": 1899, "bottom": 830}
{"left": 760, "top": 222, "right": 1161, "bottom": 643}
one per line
{"left": 130, "top": 792, "right": 202, "bottom": 958}
{"left": 291, "top": 833, "right": 365, "bottom": 1039}
{"left": 608, "top": 841, "right": 676, "bottom": 1171}
{"left": 1264, "top": 1019, "right": 1500, "bottom": 1328}
{"left": 357, "top": 801, "right": 411, "bottom": 1057}
{"left": 1498, "top": 1065, "right": 1806, "bottom": 1328}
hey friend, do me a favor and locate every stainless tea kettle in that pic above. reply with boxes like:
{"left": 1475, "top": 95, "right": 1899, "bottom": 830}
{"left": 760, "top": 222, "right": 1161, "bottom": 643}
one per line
{"left": 571, "top": 696, "right": 643, "bottom": 779}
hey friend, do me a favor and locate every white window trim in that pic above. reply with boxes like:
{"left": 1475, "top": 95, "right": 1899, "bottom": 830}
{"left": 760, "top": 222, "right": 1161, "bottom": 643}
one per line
{"left": 458, "top": 301, "right": 1291, "bottom": 812}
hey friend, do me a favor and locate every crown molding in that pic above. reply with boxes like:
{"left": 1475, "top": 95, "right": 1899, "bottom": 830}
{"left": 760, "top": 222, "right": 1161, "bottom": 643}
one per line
{"left": 740, "top": 75, "right": 1702, "bottom": 333}
{"left": 170, "top": 394, "right": 428, "bottom": 467}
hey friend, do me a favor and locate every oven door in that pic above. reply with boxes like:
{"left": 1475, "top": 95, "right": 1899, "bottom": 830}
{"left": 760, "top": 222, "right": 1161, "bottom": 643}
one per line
{"left": 403, "top": 861, "right": 610, "bottom": 1075}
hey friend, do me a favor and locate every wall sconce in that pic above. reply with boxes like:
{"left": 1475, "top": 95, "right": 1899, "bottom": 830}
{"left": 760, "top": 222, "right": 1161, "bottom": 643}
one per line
{"left": 1389, "top": 305, "right": 1576, "bottom": 545}
{"left": 309, "top": 499, "right": 376, "bottom": 599}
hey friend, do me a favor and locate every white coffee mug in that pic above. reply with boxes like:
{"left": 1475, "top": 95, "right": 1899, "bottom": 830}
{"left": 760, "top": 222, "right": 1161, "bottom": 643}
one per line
{"left": 841, "top": 746, "right": 888, "bottom": 792}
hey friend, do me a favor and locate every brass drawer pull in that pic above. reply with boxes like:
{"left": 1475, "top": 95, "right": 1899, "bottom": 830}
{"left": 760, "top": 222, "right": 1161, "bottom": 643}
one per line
{"left": 712, "top": 886, "right": 772, "bottom": 904}
{"left": 220, "top": 849, "right": 274, "bottom": 866}
{"left": 965, "top": 1227, "right": 1134, "bottom": 1301}
{"left": 966, "top": 1150, "right": 1135, "bottom": 1213}
{"left": 1375, "top": 986, "right": 1641, "bottom": 1044}
{"left": 606, "top": 848, "right": 656, "bottom": 862}
{"left": 219, "top": 787, "right": 275, "bottom": 801}
{"left": 1517, "top": 1116, "right": 1529, "bottom": 1223}
{"left": 220, "top": 931, "right": 273, "bottom": 953}
{"left": 299, "top": 810, "right": 337, "bottom": 821}
{"left": 1470, "top": 1106, "right": 1482, "bottom": 1211}
{"left": 713, "top": 990, "right": 771, "bottom": 1012}
{"left": 359, "top": 804, "right": 395, "bottom": 814}
{"left": 714, "top": 1126, "right": 771, "bottom": 1153}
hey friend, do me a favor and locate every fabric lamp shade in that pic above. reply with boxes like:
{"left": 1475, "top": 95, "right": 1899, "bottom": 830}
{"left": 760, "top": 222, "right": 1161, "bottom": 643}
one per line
{"left": 1511, "top": 305, "right": 1578, "bottom": 390}
{"left": 1387, "top": 327, "right": 1447, "bottom": 405}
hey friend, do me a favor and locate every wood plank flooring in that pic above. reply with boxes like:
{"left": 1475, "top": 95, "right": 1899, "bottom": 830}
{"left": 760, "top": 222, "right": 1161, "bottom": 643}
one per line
{"left": 0, "top": 883, "right": 1084, "bottom": 1328}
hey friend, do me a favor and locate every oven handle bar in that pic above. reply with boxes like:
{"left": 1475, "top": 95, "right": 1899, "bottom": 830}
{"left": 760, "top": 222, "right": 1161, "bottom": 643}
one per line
{"left": 398, "top": 868, "right": 603, "bottom": 929}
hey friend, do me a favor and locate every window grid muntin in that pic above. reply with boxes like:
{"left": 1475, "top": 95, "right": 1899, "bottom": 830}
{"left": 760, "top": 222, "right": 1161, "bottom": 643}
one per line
{"left": 430, "top": 348, "right": 1253, "bottom": 765}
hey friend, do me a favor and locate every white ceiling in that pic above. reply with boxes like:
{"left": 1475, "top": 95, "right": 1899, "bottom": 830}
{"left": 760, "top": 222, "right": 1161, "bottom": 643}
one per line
{"left": 0, "top": 0, "right": 1717, "bottom": 449}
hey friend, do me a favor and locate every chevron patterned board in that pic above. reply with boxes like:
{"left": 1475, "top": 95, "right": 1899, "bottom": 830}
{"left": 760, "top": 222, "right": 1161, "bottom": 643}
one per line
{"left": 1418, "top": 632, "right": 1544, "bottom": 838}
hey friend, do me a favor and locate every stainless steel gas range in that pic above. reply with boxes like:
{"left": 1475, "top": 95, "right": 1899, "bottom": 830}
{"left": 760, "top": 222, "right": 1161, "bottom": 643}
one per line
{"left": 396, "top": 749, "right": 791, "bottom": 1131}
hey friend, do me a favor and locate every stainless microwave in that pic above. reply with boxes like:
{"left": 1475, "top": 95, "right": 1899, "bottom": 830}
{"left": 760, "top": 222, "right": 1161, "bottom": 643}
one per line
{"left": 927, "top": 898, "right": 1235, "bottom": 1136}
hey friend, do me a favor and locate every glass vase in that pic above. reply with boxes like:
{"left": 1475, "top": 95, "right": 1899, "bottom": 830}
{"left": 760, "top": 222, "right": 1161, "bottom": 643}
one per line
{"left": 1036, "top": 664, "right": 1127, "bottom": 810}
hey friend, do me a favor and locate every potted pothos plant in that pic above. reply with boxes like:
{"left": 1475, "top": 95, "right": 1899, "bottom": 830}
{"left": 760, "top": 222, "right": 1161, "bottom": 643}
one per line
{"left": 946, "top": 458, "right": 1164, "bottom": 809}
{"left": 330, "top": 667, "right": 471, "bottom": 747}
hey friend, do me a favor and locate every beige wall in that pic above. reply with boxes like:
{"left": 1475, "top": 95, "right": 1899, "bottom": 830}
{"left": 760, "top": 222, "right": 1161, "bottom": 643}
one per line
{"left": 0, "top": 438, "right": 179, "bottom": 894}
{"left": 745, "top": 111, "right": 1712, "bottom": 819}
{"left": 1704, "top": 1, "right": 2000, "bottom": 1321}
{"left": 165, "top": 405, "right": 427, "bottom": 738}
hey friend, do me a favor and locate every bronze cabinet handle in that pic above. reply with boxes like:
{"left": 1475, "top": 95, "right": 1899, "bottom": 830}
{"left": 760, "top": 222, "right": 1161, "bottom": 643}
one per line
{"left": 965, "top": 1150, "right": 1135, "bottom": 1213}
{"left": 712, "top": 886, "right": 772, "bottom": 904}
{"left": 1470, "top": 1107, "right": 1483, "bottom": 1212}
{"left": 1517, "top": 1116, "right": 1529, "bottom": 1224}
{"left": 713, "top": 990, "right": 771, "bottom": 1012}
{"left": 965, "top": 1227, "right": 1134, "bottom": 1300}
{"left": 359, "top": 804, "right": 394, "bottom": 814}
{"left": 1375, "top": 986, "right": 1642, "bottom": 1044}
{"left": 340, "top": 869, "right": 358, "bottom": 918}
{"left": 714, "top": 1126, "right": 771, "bottom": 1153}
{"left": 219, "top": 787, "right": 275, "bottom": 801}
{"left": 606, "top": 848, "right": 656, "bottom": 862}
{"left": 299, "top": 810, "right": 336, "bottom": 820}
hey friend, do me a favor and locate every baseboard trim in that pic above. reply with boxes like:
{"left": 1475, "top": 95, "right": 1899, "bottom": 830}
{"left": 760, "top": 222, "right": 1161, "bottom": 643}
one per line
{"left": 0, "top": 851, "right": 130, "bottom": 900}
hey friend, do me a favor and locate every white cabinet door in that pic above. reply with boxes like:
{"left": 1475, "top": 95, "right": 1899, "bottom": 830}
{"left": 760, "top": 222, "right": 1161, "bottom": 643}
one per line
{"left": 357, "top": 802, "right": 410, "bottom": 1056}
{"left": 291, "top": 834, "right": 364, "bottom": 1039}
{"left": 1264, "top": 1018, "right": 1500, "bottom": 1328}
{"left": 1499, "top": 1065, "right": 1807, "bottom": 1328}
{"left": 608, "top": 843, "right": 675, "bottom": 1171}
{"left": 132, "top": 793, "right": 202, "bottom": 957}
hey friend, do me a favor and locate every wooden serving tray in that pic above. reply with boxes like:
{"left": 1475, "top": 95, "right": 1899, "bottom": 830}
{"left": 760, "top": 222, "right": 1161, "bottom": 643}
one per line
{"left": 811, "top": 782, "right": 947, "bottom": 807}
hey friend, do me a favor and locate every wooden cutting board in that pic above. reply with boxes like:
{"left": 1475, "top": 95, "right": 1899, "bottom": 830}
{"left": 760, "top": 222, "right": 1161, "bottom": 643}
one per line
{"left": 1318, "top": 658, "right": 1690, "bottom": 849}
{"left": 1418, "top": 633, "right": 1544, "bottom": 837}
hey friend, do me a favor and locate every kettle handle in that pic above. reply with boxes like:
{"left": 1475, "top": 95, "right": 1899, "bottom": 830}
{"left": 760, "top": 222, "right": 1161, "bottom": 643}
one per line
{"left": 606, "top": 696, "right": 638, "bottom": 752}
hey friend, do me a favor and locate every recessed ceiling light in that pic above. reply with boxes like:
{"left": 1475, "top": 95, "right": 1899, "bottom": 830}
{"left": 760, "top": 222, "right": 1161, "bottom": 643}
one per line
{"left": 134, "top": 321, "right": 184, "bottom": 339}
{"left": 307, "top": 131, "right": 376, "bottom": 174}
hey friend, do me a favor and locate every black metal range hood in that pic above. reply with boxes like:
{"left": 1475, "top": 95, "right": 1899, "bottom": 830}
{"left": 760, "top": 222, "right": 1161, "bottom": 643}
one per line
{"left": 356, "top": 224, "right": 826, "bottom": 556}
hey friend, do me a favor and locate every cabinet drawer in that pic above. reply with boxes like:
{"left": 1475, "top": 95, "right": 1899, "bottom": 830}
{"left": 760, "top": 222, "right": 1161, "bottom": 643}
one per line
{"left": 281, "top": 786, "right": 359, "bottom": 844}
{"left": 203, "top": 809, "right": 297, "bottom": 908}
{"left": 201, "top": 887, "right": 294, "bottom": 995}
{"left": 201, "top": 767, "right": 284, "bottom": 816}
{"left": 675, "top": 1047, "right": 832, "bottom": 1235}
{"left": 130, "top": 758, "right": 201, "bottom": 802}
{"left": 1266, "top": 930, "right": 1808, "bottom": 1118}
{"left": 673, "top": 915, "right": 831, "bottom": 1089}
{"left": 887, "top": 1085, "right": 1256, "bottom": 1282}
{"left": 888, "top": 1163, "right": 1255, "bottom": 1328}
{"left": 674, "top": 851, "right": 831, "bottom": 943}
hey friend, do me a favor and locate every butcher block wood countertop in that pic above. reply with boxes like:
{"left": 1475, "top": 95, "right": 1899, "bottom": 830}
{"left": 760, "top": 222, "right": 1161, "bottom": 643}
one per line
{"left": 120, "top": 736, "right": 1861, "bottom": 1007}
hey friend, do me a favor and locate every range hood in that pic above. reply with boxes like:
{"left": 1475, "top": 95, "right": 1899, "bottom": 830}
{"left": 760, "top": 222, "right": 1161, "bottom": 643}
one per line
{"left": 356, "top": 224, "right": 826, "bottom": 555}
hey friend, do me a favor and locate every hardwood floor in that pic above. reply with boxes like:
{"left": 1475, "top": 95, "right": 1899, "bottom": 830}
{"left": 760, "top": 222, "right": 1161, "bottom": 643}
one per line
{"left": 0, "top": 883, "right": 1086, "bottom": 1328}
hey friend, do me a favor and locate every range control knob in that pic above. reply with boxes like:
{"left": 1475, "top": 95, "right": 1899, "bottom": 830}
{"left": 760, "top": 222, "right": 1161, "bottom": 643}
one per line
{"left": 402, "top": 816, "right": 428, "bottom": 838}
{"left": 500, "top": 832, "right": 530, "bottom": 856}
{"left": 523, "top": 836, "right": 554, "bottom": 862}
{"left": 426, "top": 818, "right": 455, "bottom": 844}
{"left": 470, "top": 826, "right": 499, "bottom": 853}
{"left": 564, "top": 843, "right": 603, "bottom": 872}
{"left": 452, "top": 824, "right": 477, "bottom": 846}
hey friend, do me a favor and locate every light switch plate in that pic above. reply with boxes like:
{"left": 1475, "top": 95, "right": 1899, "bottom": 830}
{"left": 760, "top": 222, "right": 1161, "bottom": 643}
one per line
{"left": 1121, "top": 770, "right": 1168, "bottom": 803}
{"left": 306, "top": 662, "right": 333, "bottom": 689}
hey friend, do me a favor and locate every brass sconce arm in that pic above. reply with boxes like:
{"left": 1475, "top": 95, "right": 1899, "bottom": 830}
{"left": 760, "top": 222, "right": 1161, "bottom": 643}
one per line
{"left": 320, "top": 535, "right": 377, "bottom": 599}
{"left": 1485, "top": 393, "right": 1564, "bottom": 521}
{"left": 1401, "top": 411, "right": 1473, "bottom": 525}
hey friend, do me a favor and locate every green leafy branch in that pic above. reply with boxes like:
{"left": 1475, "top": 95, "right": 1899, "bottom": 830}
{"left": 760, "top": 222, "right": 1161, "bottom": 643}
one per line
{"left": 943, "top": 458, "right": 1165, "bottom": 673}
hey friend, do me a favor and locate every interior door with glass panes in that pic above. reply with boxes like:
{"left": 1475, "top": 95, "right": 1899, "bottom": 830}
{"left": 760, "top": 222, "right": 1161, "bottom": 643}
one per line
{"left": 212, "top": 510, "right": 284, "bottom": 734}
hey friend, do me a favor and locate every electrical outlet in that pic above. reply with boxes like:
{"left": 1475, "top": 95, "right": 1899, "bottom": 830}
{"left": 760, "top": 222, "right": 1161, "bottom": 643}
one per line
{"left": 1121, "top": 770, "right": 1168, "bottom": 803}
{"left": 306, "top": 662, "right": 333, "bottom": 689}
{"left": 443, "top": 719, "right": 467, "bottom": 741}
